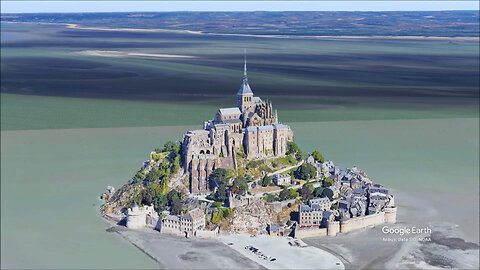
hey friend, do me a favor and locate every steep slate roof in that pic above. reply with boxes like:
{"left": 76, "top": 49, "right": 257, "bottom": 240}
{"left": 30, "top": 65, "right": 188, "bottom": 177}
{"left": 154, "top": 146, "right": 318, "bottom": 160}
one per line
{"left": 237, "top": 80, "right": 254, "bottom": 95}
{"left": 219, "top": 107, "right": 241, "bottom": 115}
{"left": 246, "top": 126, "right": 257, "bottom": 132}
{"left": 186, "top": 208, "right": 204, "bottom": 221}
{"left": 223, "top": 119, "right": 242, "bottom": 124}
{"left": 310, "top": 197, "right": 330, "bottom": 205}
{"left": 274, "top": 124, "right": 290, "bottom": 130}
{"left": 299, "top": 205, "right": 311, "bottom": 212}
{"left": 163, "top": 215, "right": 180, "bottom": 222}
{"left": 258, "top": 125, "right": 274, "bottom": 131}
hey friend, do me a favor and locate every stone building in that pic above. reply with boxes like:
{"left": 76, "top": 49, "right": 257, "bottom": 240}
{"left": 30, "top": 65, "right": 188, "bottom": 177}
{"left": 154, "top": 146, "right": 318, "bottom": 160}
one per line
{"left": 126, "top": 203, "right": 158, "bottom": 229}
{"left": 272, "top": 173, "right": 292, "bottom": 186}
{"left": 298, "top": 203, "right": 323, "bottom": 228}
{"left": 182, "top": 58, "right": 294, "bottom": 194}
{"left": 159, "top": 208, "right": 206, "bottom": 238}
{"left": 309, "top": 197, "right": 332, "bottom": 211}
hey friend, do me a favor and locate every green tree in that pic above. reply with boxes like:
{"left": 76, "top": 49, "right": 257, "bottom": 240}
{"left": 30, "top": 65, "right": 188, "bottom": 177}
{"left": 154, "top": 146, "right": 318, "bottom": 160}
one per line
{"left": 299, "top": 183, "right": 314, "bottom": 202}
{"left": 288, "top": 189, "right": 299, "bottom": 199}
{"left": 162, "top": 141, "right": 180, "bottom": 153}
{"left": 213, "top": 182, "right": 228, "bottom": 204}
{"left": 322, "top": 177, "right": 335, "bottom": 187}
{"left": 287, "top": 141, "right": 305, "bottom": 161}
{"left": 232, "top": 177, "right": 248, "bottom": 195}
{"left": 294, "top": 163, "right": 317, "bottom": 180}
{"left": 279, "top": 188, "right": 298, "bottom": 201}
{"left": 144, "top": 168, "right": 162, "bottom": 182}
{"left": 260, "top": 175, "right": 272, "bottom": 187}
{"left": 209, "top": 168, "right": 232, "bottom": 190}
{"left": 321, "top": 188, "right": 334, "bottom": 200}
{"left": 287, "top": 141, "right": 301, "bottom": 155}
{"left": 313, "top": 187, "right": 324, "bottom": 198}
{"left": 311, "top": 150, "right": 325, "bottom": 163}
{"left": 167, "top": 190, "right": 184, "bottom": 215}
{"left": 135, "top": 184, "right": 167, "bottom": 212}
{"left": 131, "top": 170, "right": 146, "bottom": 184}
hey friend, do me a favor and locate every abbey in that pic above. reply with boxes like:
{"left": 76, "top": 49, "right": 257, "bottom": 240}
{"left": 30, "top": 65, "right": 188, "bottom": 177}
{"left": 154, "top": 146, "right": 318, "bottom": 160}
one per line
{"left": 182, "top": 59, "right": 294, "bottom": 194}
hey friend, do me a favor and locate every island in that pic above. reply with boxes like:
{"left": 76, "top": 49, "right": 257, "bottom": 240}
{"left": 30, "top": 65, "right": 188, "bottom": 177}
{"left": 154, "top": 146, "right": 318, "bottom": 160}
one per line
{"left": 100, "top": 57, "right": 397, "bottom": 268}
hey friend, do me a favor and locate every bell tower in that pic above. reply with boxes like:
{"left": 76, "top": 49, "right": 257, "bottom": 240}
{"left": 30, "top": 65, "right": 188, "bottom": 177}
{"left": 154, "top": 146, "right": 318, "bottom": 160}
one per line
{"left": 236, "top": 52, "right": 254, "bottom": 112}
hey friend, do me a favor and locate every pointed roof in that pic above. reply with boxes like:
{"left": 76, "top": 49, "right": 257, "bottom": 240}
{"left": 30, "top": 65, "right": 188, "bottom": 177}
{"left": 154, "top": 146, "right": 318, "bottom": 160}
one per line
{"left": 237, "top": 51, "right": 253, "bottom": 95}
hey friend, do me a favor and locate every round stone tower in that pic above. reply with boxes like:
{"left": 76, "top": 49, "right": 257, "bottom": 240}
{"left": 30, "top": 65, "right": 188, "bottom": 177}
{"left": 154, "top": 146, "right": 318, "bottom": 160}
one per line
{"left": 327, "top": 221, "right": 340, "bottom": 237}
{"left": 384, "top": 207, "right": 397, "bottom": 224}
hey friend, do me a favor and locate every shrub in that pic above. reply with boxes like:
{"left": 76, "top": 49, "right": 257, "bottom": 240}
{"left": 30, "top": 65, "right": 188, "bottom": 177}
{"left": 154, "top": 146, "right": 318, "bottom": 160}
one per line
{"left": 321, "top": 188, "right": 334, "bottom": 200}
{"left": 263, "top": 193, "right": 278, "bottom": 202}
{"left": 279, "top": 188, "right": 298, "bottom": 201}
{"left": 322, "top": 177, "right": 335, "bottom": 187}
{"left": 211, "top": 207, "right": 233, "bottom": 224}
{"left": 311, "top": 150, "right": 325, "bottom": 163}
{"left": 260, "top": 175, "right": 272, "bottom": 187}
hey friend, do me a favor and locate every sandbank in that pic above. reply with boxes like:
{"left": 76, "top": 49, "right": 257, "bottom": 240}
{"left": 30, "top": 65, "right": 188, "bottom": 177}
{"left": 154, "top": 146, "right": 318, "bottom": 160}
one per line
{"left": 76, "top": 50, "right": 195, "bottom": 59}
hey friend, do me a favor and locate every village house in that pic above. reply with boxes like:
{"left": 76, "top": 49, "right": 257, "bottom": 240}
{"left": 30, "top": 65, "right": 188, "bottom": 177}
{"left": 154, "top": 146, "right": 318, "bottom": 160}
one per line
{"left": 272, "top": 173, "right": 292, "bottom": 186}
{"left": 309, "top": 197, "right": 332, "bottom": 211}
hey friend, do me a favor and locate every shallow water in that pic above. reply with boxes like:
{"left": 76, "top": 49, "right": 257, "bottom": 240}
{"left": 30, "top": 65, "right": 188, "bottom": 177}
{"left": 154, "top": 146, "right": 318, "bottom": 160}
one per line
{"left": 1, "top": 118, "right": 478, "bottom": 268}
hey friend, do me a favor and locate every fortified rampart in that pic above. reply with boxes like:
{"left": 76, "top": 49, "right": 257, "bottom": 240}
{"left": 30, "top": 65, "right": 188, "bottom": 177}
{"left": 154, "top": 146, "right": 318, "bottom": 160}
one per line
{"left": 195, "top": 227, "right": 220, "bottom": 239}
{"left": 295, "top": 207, "right": 397, "bottom": 239}
{"left": 295, "top": 227, "right": 327, "bottom": 238}
{"left": 340, "top": 212, "right": 385, "bottom": 233}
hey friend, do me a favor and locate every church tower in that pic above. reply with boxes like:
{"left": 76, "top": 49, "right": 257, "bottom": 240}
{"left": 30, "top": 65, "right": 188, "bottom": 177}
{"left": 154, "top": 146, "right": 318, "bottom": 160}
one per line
{"left": 236, "top": 54, "right": 254, "bottom": 112}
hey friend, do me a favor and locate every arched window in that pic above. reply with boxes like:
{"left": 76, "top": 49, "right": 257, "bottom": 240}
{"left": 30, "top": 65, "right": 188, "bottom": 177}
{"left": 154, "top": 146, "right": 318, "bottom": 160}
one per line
{"left": 206, "top": 150, "right": 211, "bottom": 154}
{"left": 200, "top": 150, "right": 205, "bottom": 154}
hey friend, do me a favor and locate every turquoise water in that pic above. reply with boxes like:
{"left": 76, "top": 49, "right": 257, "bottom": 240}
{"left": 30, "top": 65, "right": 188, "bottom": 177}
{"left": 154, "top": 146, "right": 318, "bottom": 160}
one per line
{"left": 1, "top": 118, "right": 478, "bottom": 268}
{"left": 1, "top": 126, "right": 190, "bottom": 269}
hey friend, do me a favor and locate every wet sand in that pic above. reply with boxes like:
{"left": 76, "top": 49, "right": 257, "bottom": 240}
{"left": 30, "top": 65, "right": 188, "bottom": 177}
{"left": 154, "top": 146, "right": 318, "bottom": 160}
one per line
{"left": 110, "top": 227, "right": 265, "bottom": 270}
{"left": 220, "top": 234, "right": 344, "bottom": 269}
{"left": 304, "top": 190, "right": 480, "bottom": 269}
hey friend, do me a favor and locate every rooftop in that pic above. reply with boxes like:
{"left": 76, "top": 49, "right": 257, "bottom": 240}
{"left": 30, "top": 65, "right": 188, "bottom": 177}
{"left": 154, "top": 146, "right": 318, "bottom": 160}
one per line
{"left": 274, "top": 124, "right": 290, "bottom": 130}
{"left": 223, "top": 118, "right": 242, "bottom": 124}
{"left": 258, "top": 125, "right": 274, "bottom": 131}
{"left": 219, "top": 107, "right": 241, "bottom": 115}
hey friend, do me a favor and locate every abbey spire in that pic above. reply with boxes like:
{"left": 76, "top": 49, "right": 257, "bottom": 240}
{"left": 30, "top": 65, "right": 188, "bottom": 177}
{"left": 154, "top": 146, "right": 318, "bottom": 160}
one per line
{"left": 237, "top": 50, "right": 254, "bottom": 111}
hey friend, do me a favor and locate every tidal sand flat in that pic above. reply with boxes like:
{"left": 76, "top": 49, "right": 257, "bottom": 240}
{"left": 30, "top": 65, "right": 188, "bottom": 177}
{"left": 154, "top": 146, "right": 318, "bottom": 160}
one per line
{"left": 2, "top": 22, "right": 478, "bottom": 105}
{"left": 304, "top": 190, "right": 480, "bottom": 269}
{"left": 2, "top": 118, "right": 477, "bottom": 268}
{"left": 113, "top": 228, "right": 265, "bottom": 269}
{"left": 219, "top": 234, "right": 344, "bottom": 269}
